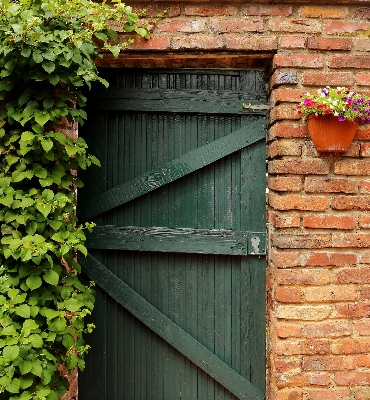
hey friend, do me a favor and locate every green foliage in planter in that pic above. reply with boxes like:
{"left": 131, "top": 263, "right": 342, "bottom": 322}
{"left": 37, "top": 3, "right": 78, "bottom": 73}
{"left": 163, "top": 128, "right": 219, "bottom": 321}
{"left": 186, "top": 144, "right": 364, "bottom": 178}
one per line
{"left": 0, "top": 0, "right": 149, "bottom": 398}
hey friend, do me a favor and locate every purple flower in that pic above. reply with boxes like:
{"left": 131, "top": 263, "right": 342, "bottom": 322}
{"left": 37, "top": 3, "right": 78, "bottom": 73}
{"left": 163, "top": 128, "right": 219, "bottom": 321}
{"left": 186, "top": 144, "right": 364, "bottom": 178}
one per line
{"left": 338, "top": 115, "right": 345, "bottom": 122}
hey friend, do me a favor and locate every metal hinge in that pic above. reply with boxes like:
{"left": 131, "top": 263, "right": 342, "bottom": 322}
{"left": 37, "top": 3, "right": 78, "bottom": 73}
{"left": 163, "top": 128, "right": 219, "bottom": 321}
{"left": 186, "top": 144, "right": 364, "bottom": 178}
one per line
{"left": 242, "top": 103, "right": 270, "bottom": 111}
{"left": 247, "top": 232, "right": 266, "bottom": 256}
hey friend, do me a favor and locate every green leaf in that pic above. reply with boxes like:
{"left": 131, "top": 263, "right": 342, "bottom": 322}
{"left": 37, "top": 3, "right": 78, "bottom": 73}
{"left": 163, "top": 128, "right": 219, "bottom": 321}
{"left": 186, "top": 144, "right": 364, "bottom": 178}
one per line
{"left": 1, "top": 325, "right": 17, "bottom": 335}
{"left": 42, "top": 61, "right": 55, "bottom": 74}
{"left": 20, "top": 374, "right": 33, "bottom": 389}
{"left": 35, "top": 202, "right": 51, "bottom": 218}
{"left": 31, "top": 362, "right": 42, "bottom": 377}
{"left": 29, "top": 334, "right": 43, "bottom": 348}
{"left": 41, "top": 189, "right": 54, "bottom": 201}
{"left": 64, "top": 298, "right": 83, "bottom": 312}
{"left": 3, "top": 345, "right": 19, "bottom": 361}
{"left": 48, "top": 220, "right": 62, "bottom": 231}
{"left": 15, "top": 304, "right": 31, "bottom": 318}
{"left": 19, "top": 361, "right": 33, "bottom": 375}
{"left": 26, "top": 275, "right": 42, "bottom": 290}
{"left": 5, "top": 377, "right": 20, "bottom": 393}
{"left": 51, "top": 165, "right": 65, "bottom": 185}
{"left": 34, "top": 110, "right": 50, "bottom": 126}
{"left": 43, "top": 270, "right": 59, "bottom": 286}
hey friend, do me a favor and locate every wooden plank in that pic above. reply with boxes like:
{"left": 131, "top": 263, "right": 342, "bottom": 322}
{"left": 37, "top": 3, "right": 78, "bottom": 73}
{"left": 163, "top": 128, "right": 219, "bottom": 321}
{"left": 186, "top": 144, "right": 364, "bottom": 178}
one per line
{"left": 78, "top": 118, "right": 266, "bottom": 222}
{"left": 87, "top": 88, "right": 267, "bottom": 115}
{"left": 81, "top": 254, "right": 265, "bottom": 400}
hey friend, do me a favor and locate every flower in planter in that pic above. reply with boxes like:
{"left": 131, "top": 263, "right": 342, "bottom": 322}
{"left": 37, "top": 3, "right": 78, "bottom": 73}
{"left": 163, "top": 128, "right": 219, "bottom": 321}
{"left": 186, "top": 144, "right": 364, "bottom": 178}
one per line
{"left": 297, "top": 86, "right": 370, "bottom": 124}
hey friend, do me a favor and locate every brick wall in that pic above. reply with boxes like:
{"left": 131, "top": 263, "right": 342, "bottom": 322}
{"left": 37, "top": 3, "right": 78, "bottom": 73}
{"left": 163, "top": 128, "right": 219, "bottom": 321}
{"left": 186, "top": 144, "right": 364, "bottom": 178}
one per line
{"left": 92, "top": 2, "right": 370, "bottom": 400}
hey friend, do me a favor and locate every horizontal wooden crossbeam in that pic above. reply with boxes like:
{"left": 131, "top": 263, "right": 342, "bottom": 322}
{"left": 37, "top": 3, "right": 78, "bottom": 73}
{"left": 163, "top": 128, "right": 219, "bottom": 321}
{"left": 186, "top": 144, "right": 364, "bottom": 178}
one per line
{"left": 85, "top": 226, "right": 266, "bottom": 256}
{"left": 78, "top": 118, "right": 266, "bottom": 222}
{"left": 80, "top": 254, "right": 265, "bottom": 400}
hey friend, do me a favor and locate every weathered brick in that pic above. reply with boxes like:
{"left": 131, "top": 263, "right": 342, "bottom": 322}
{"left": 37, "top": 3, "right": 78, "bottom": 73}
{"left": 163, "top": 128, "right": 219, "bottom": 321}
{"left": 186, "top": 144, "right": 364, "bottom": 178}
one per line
{"left": 303, "top": 215, "right": 355, "bottom": 230}
{"left": 171, "top": 35, "right": 224, "bottom": 50}
{"left": 307, "top": 37, "right": 351, "bottom": 51}
{"left": 280, "top": 36, "right": 306, "bottom": 49}
{"left": 268, "top": 176, "right": 303, "bottom": 192}
{"left": 360, "top": 143, "right": 370, "bottom": 157}
{"left": 275, "top": 339, "right": 302, "bottom": 356}
{"left": 333, "top": 233, "right": 370, "bottom": 248}
{"left": 334, "top": 160, "right": 370, "bottom": 176}
{"left": 354, "top": 39, "right": 370, "bottom": 52}
{"left": 274, "top": 54, "right": 324, "bottom": 68}
{"left": 335, "top": 371, "right": 370, "bottom": 385}
{"left": 270, "top": 211, "right": 301, "bottom": 228}
{"left": 275, "top": 322, "right": 303, "bottom": 338}
{"left": 225, "top": 35, "right": 277, "bottom": 50}
{"left": 303, "top": 285, "right": 357, "bottom": 302}
{"left": 275, "top": 357, "right": 302, "bottom": 373}
{"left": 358, "top": 73, "right": 370, "bottom": 86}
{"left": 336, "top": 303, "right": 370, "bottom": 318}
{"left": 332, "top": 338, "right": 370, "bottom": 355}
{"left": 276, "top": 371, "right": 330, "bottom": 388}
{"left": 132, "top": 4, "right": 181, "bottom": 18}
{"left": 300, "top": 6, "right": 348, "bottom": 19}
{"left": 269, "top": 159, "right": 329, "bottom": 175}
{"left": 302, "top": 321, "right": 353, "bottom": 338}
{"left": 356, "top": 125, "right": 370, "bottom": 140}
{"left": 355, "top": 8, "right": 370, "bottom": 19}
{"left": 184, "top": 5, "right": 237, "bottom": 16}
{"left": 270, "top": 70, "right": 298, "bottom": 87}
{"left": 359, "top": 214, "right": 370, "bottom": 228}
{"left": 307, "top": 388, "right": 351, "bottom": 400}
{"left": 359, "top": 284, "right": 370, "bottom": 298}
{"left": 302, "top": 355, "right": 356, "bottom": 371}
{"left": 337, "top": 268, "right": 370, "bottom": 283}
{"left": 276, "top": 287, "right": 303, "bottom": 303}
{"left": 355, "top": 321, "right": 370, "bottom": 336}
{"left": 331, "top": 196, "right": 370, "bottom": 211}
{"left": 243, "top": 5, "right": 292, "bottom": 16}
{"left": 306, "top": 252, "right": 357, "bottom": 266}
{"left": 270, "top": 105, "right": 301, "bottom": 122}
{"left": 354, "top": 387, "right": 370, "bottom": 400}
{"left": 329, "top": 55, "right": 370, "bottom": 69}
{"left": 275, "top": 269, "right": 331, "bottom": 286}
{"left": 273, "top": 233, "right": 331, "bottom": 249}
{"left": 269, "top": 140, "right": 302, "bottom": 158}
{"left": 326, "top": 20, "right": 370, "bottom": 35}
{"left": 275, "top": 389, "right": 303, "bottom": 400}
{"left": 270, "top": 249, "right": 302, "bottom": 268}
{"left": 209, "top": 18, "right": 264, "bottom": 33}
{"left": 268, "top": 18, "right": 321, "bottom": 34}
{"left": 305, "top": 178, "right": 357, "bottom": 194}
{"left": 158, "top": 19, "right": 206, "bottom": 33}
{"left": 272, "top": 88, "right": 306, "bottom": 104}
{"left": 360, "top": 180, "right": 370, "bottom": 193}
{"left": 125, "top": 36, "right": 171, "bottom": 51}
{"left": 302, "top": 71, "right": 354, "bottom": 86}
{"left": 269, "top": 122, "right": 308, "bottom": 139}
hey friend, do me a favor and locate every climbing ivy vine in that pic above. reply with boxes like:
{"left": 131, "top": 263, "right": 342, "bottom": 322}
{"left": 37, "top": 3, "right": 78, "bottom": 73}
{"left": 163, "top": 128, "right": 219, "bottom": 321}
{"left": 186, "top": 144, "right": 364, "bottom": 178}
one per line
{"left": 0, "top": 0, "right": 149, "bottom": 398}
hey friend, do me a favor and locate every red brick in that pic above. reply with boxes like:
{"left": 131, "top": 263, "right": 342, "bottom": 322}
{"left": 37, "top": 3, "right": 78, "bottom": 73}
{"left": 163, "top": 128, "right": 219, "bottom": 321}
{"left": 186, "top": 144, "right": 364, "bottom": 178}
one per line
{"left": 300, "top": 6, "right": 348, "bottom": 18}
{"left": 125, "top": 36, "right": 171, "bottom": 51}
{"left": 307, "top": 37, "right": 352, "bottom": 51}
{"left": 331, "top": 197, "right": 370, "bottom": 211}
{"left": 171, "top": 35, "right": 224, "bottom": 50}
{"left": 333, "top": 233, "right": 370, "bottom": 248}
{"left": 273, "top": 88, "right": 306, "bottom": 104}
{"left": 354, "top": 388, "right": 370, "bottom": 400}
{"left": 270, "top": 70, "right": 298, "bottom": 87}
{"left": 303, "top": 356, "right": 356, "bottom": 371}
{"left": 306, "top": 252, "right": 356, "bottom": 266}
{"left": 275, "top": 357, "right": 302, "bottom": 373}
{"left": 276, "top": 287, "right": 303, "bottom": 303}
{"left": 360, "top": 180, "right": 370, "bottom": 193}
{"left": 359, "top": 214, "right": 370, "bottom": 228}
{"left": 276, "top": 371, "right": 330, "bottom": 388}
{"left": 329, "top": 55, "right": 370, "bottom": 69}
{"left": 302, "top": 321, "right": 352, "bottom": 338}
{"left": 225, "top": 35, "right": 277, "bottom": 50}
{"left": 359, "top": 284, "right": 370, "bottom": 298}
{"left": 274, "top": 54, "right": 324, "bottom": 68}
{"left": 303, "top": 286, "right": 357, "bottom": 302}
{"left": 280, "top": 36, "right": 306, "bottom": 49}
{"left": 269, "top": 194, "right": 329, "bottom": 212}
{"left": 269, "top": 176, "right": 303, "bottom": 192}
{"left": 270, "top": 249, "right": 302, "bottom": 268}
{"left": 243, "top": 5, "right": 292, "bottom": 16}
{"left": 336, "top": 303, "right": 370, "bottom": 318}
{"left": 275, "top": 339, "right": 302, "bottom": 356}
{"left": 269, "top": 19, "right": 321, "bottom": 34}
{"left": 307, "top": 388, "right": 351, "bottom": 400}
{"left": 273, "top": 233, "right": 332, "bottom": 249}
{"left": 184, "top": 5, "right": 237, "bottom": 16}
{"left": 358, "top": 73, "right": 370, "bottom": 86}
{"left": 302, "top": 71, "right": 354, "bottom": 86}
{"left": 355, "top": 8, "right": 370, "bottom": 19}
{"left": 270, "top": 211, "right": 301, "bottom": 228}
{"left": 326, "top": 20, "right": 370, "bottom": 34}
{"left": 268, "top": 140, "right": 302, "bottom": 158}
{"left": 209, "top": 18, "right": 264, "bottom": 33}
{"left": 334, "top": 160, "right": 370, "bottom": 176}
{"left": 337, "top": 268, "right": 370, "bottom": 283}
{"left": 358, "top": 354, "right": 370, "bottom": 367}
{"left": 356, "top": 125, "right": 370, "bottom": 140}
{"left": 305, "top": 178, "right": 357, "bottom": 194}
{"left": 275, "top": 269, "right": 331, "bottom": 285}
{"left": 332, "top": 338, "right": 370, "bottom": 355}
{"left": 269, "top": 159, "right": 329, "bottom": 175}
{"left": 335, "top": 371, "right": 370, "bottom": 385}
{"left": 303, "top": 215, "right": 355, "bottom": 230}
{"left": 158, "top": 19, "right": 207, "bottom": 33}
{"left": 355, "top": 321, "right": 370, "bottom": 336}
{"left": 270, "top": 105, "right": 301, "bottom": 122}
{"left": 132, "top": 5, "right": 181, "bottom": 18}
{"left": 275, "top": 389, "right": 303, "bottom": 400}
{"left": 360, "top": 143, "right": 370, "bottom": 157}
{"left": 269, "top": 123, "right": 309, "bottom": 139}
{"left": 354, "top": 39, "right": 370, "bottom": 52}
{"left": 275, "top": 322, "right": 303, "bottom": 338}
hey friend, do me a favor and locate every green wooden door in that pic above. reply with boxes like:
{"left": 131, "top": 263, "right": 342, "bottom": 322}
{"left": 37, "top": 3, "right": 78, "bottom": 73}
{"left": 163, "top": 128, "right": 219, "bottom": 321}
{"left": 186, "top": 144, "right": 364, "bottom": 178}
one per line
{"left": 78, "top": 69, "right": 266, "bottom": 400}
